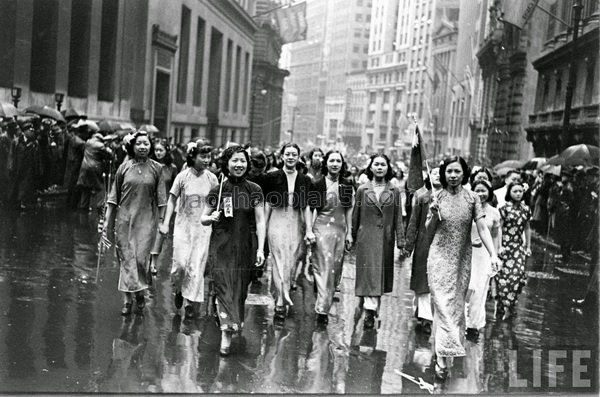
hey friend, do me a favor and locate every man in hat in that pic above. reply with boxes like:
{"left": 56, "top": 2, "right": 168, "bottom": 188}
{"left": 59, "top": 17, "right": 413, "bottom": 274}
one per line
{"left": 550, "top": 169, "right": 576, "bottom": 263}
{"left": 9, "top": 119, "right": 41, "bottom": 209}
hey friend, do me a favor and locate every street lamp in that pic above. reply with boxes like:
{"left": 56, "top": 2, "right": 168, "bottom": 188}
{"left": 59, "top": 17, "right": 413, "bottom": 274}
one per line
{"left": 11, "top": 86, "right": 21, "bottom": 108}
{"left": 54, "top": 92, "right": 65, "bottom": 111}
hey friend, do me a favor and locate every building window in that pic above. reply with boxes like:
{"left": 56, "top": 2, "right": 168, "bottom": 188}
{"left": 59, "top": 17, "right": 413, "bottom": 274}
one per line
{"left": 177, "top": 5, "right": 191, "bottom": 104}
{"left": 583, "top": 56, "right": 596, "bottom": 105}
{"left": 68, "top": 0, "right": 92, "bottom": 97}
{"left": 97, "top": 0, "right": 119, "bottom": 100}
{"left": 383, "top": 91, "right": 390, "bottom": 103}
{"left": 553, "top": 73, "right": 563, "bottom": 109}
{"left": 357, "top": 0, "right": 363, "bottom": 5}
{"left": 224, "top": 39, "right": 233, "bottom": 112}
{"left": 193, "top": 17, "right": 206, "bottom": 106}
{"left": 369, "top": 91, "right": 377, "bottom": 104}
{"left": 243, "top": 52, "right": 250, "bottom": 114}
{"left": 353, "top": 44, "right": 360, "bottom": 53}
{"left": 356, "top": 13, "right": 363, "bottom": 22}
{"left": 234, "top": 45, "right": 242, "bottom": 113}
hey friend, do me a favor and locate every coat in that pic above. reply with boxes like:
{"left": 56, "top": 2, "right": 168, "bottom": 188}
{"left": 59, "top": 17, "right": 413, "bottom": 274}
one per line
{"left": 405, "top": 186, "right": 434, "bottom": 294}
{"left": 352, "top": 181, "right": 405, "bottom": 296}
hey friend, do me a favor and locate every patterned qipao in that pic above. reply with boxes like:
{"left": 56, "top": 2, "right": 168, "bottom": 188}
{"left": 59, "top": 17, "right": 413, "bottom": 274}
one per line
{"left": 108, "top": 159, "right": 167, "bottom": 292}
{"left": 427, "top": 187, "right": 484, "bottom": 357}
{"left": 496, "top": 202, "right": 531, "bottom": 314}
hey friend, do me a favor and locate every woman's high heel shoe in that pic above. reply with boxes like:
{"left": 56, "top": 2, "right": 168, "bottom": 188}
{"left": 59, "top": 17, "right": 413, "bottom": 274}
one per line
{"left": 121, "top": 302, "right": 132, "bottom": 316}
{"left": 434, "top": 362, "right": 449, "bottom": 381}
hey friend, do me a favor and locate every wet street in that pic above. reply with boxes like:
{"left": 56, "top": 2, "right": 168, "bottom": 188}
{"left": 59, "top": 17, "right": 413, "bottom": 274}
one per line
{"left": 0, "top": 208, "right": 597, "bottom": 394}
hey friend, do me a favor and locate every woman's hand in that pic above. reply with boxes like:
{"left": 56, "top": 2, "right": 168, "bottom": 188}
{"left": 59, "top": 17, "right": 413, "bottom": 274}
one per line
{"left": 345, "top": 233, "right": 353, "bottom": 252}
{"left": 209, "top": 210, "right": 221, "bottom": 223}
{"left": 255, "top": 250, "right": 265, "bottom": 267}
{"left": 490, "top": 254, "right": 501, "bottom": 276}
{"left": 305, "top": 230, "right": 316, "bottom": 245}
{"left": 158, "top": 222, "right": 169, "bottom": 235}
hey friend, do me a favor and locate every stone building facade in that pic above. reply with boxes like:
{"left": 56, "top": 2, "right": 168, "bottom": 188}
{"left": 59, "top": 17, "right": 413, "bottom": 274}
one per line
{"left": 525, "top": 0, "right": 599, "bottom": 156}
{"left": 0, "top": 0, "right": 257, "bottom": 146}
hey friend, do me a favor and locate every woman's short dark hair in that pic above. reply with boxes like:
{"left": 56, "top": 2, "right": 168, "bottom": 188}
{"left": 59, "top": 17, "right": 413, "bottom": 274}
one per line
{"left": 439, "top": 155, "right": 470, "bottom": 188}
{"left": 364, "top": 154, "right": 394, "bottom": 181}
{"left": 470, "top": 167, "right": 493, "bottom": 185}
{"left": 186, "top": 144, "right": 213, "bottom": 167}
{"left": 220, "top": 145, "right": 250, "bottom": 177}
{"left": 471, "top": 180, "right": 494, "bottom": 203}
{"left": 279, "top": 143, "right": 301, "bottom": 157}
{"left": 505, "top": 181, "right": 525, "bottom": 203}
{"left": 125, "top": 131, "right": 153, "bottom": 158}
{"left": 321, "top": 150, "right": 348, "bottom": 177}
{"left": 152, "top": 139, "right": 174, "bottom": 166}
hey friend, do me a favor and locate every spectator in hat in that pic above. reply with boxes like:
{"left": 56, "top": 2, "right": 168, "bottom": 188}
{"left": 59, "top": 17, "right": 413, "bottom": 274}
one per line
{"left": 76, "top": 132, "right": 113, "bottom": 212}
{"left": 8, "top": 120, "right": 42, "bottom": 209}
{"left": 549, "top": 169, "right": 575, "bottom": 263}
{"left": 63, "top": 122, "right": 89, "bottom": 208}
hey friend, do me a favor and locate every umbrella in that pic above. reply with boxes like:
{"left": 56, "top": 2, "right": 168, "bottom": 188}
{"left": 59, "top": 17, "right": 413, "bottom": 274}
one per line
{"left": 540, "top": 163, "right": 561, "bottom": 176}
{"left": 522, "top": 157, "right": 547, "bottom": 170}
{"left": 139, "top": 124, "right": 159, "bottom": 134}
{"left": 493, "top": 159, "right": 526, "bottom": 171}
{"left": 494, "top": 167, "right": 515, "bottom": 177}
{"left": 25, "top": 105, "right": 66, "bottom": 123}
{"left": 98, "top": 120, "right": 136, "bottom": 133}
{"left": 0, "top": 102, "right": 19, "bottom": 118}
{"left": 63, "top": 108, "right": 87, "bottom": 120}
{"left": 73, "top": 119, "right": 99, "bottom": 131}
{"left": 547, "top": 144, "right": 599, "bottom": 167}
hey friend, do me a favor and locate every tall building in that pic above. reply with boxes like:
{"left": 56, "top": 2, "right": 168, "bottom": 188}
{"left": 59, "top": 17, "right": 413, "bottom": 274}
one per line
{"left": 281, "top": 0, "right": 371, "bottom": 148}
{"left": 0, "top": 0, "right": 257, "bottom": 146}
{"left": 525, "top": 0, "right": 599, "bottom": 156}
{"left": 475, "top": 0, "right": 543, "bottom": 165}
{"left": 431, "top": 2, "right": 459, "bottom": 160}
{"left": 249, "top": 0, "right": 289, "bottom": 148}
{"left": 364, "top": 0, "right": 456, "bottom": 160}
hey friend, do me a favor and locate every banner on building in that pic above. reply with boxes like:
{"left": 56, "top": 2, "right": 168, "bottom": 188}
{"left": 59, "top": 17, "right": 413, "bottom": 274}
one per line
{"left": 274, "top": 1, "right": 307, "bottom": 43}
{"left": 501, "top": 0, "right": 539, "bottom": 29}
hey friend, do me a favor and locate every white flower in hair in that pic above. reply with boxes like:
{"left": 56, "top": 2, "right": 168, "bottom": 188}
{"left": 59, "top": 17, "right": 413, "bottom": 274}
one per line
{"left": 186, "top": 141, "right": 197, "bottom": 154}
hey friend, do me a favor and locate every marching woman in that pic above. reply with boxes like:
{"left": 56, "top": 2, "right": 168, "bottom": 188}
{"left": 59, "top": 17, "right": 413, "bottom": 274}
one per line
{"left": 352, "top": 154, "right": 404, "bottom": 328}
{"left": 159, "top": 143, "right": 218, "bottom": 318}
{"left": 465, "top": 180, "right": 501, "bottom": 340}
{"left": 405, "top": 167, "right": 442, "bottom": 333}
{"left": 311, "top": 150, "right": 353, "bottom": 324}
{"left": 152, "top": 139, "right": 179, "bottom": 193}
{"left": 496, "top": 181, "right": 531, "bottom": 321}
{"left": 426, "top": 156, "right": 500, "bottom": 380}
{"left": 201, "top": 145, "right": 266, "bottom": 356}
{"left": 263, "top": 143, "right": 314, "bottom": 319}
{"left": 103, "top": 131, "right": 167, "bottom": 315}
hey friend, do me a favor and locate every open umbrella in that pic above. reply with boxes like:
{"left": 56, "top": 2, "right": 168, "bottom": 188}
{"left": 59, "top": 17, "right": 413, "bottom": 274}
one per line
{"left": 139, "top": 124, "right": 159, "bottom": 134}
{"left": 73, "top": 119, "right": 99, "bottom": 131}
{"left": 546, "top": 144, "right": 599, "bottom": 167}
{"left": 493, "top": 159, "right": 526, "bottom": 171}
{"left": 63, "top": 108, "right": 87, "bottom": 120}
{"left": 98, "top": 120, "right": 136, "bottom": 133}
{"left": 494, "top": 167, "right": 515, "bottom": 177}
{"left": 540, "top": 163, "right": 561, "bottom": 176}
{"left": 522, "top": 157, "right": 547, "bottom": 170}
{"left": 0, "top": 102, "right": 19, "bottom": 118}
{"left": 25, "top": 105, "right": 66, "bottom": 123}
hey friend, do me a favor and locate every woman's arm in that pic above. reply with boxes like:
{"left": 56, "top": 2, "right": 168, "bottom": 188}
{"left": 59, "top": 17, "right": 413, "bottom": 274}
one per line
{"left": 344, "top": 196, "right": 354, "bottom": 247}
{"left": 254, "top": 204, "right": 266, "bottom": 265}
{"left": 476, "top": 217, "right": 499, "bottom": 269}
{"left": 159, "top": 194, "right": 177, "bottom": 234}
{"left": 200, "top": 203, "right": 220, "bottom": 226}
{"left": 351, "top": 188, "right": 362, "bottom": 242}
{"left": 304, "top": 205, "right": 316, "bottom": 243}
{"left": 524, "top": 220, "right": 531, "bottom": 256}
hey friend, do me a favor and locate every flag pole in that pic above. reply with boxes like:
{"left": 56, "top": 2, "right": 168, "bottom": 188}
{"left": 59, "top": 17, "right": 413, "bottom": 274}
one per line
{"left": 414, "top": 117, "right": 441, "bottom": 221}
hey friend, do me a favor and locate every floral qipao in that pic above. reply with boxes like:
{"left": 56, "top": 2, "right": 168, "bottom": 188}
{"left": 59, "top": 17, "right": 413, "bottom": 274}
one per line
{"left": 496, "top": 202, "right": 531, "bottom": 314}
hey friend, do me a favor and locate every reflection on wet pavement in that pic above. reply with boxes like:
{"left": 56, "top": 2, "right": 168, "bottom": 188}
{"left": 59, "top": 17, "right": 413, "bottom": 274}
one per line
{"left": 0, "top": 209, "right": 597, "bottom": 393}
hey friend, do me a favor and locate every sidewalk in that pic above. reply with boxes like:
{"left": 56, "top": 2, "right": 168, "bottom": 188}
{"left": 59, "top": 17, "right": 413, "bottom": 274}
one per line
{"left": 531, "top": 230, "right": 594, "bottom": 276}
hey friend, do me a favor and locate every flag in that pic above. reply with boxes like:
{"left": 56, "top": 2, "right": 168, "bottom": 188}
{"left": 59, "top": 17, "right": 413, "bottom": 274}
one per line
{"left": 407, "top": 123, "right": 427, "bottom": 193}
{"left": 274, "top": 2, "right": 307, "bottom": 43}
{"left": 501, "top": 0, "right": 539, "bottom": 29}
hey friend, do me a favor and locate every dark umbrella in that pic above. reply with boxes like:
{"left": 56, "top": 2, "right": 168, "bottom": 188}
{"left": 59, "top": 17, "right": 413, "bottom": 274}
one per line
{"left": 547, "top": 144, "right": 599, "bottom": 167}
{"left": 0, "top": 102, "right": 19, "bottom": 118}
{"left": 98, "top": 120, "right": 136, "bottom": 133}
{"left": 139, "top": 124, "right": 159, "bottom": 134}
{"left": 63, "top": 108, "right": 87, "bottom": 120}
{"left": 522, "top": 157, "right": 547, "bottom": 170}
{"left": 493, "top": 159, "right": 526, "bottom": 171}
{"left": 25, "top": 105, "right": 66, "bottom": 123}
